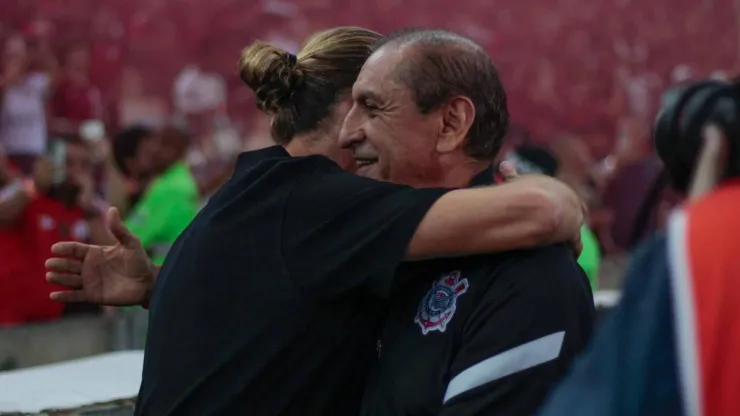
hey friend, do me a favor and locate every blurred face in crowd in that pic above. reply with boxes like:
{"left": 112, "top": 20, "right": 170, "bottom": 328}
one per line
{"left": 153, "top": 127, "right": 189, "bottom": 174}
{"left": 128, "top": 135, "right": 159, "bottom": 181}
{"left": 339, "top": 45, "right": 445, "bottom": 187}
{"left": 3, "top": 36, "right": 28, "bottom": 74}
{"left": 64, "top": 141, "right": 94, "bottom": 186}
{"left": 65, "top": 44, "right": 91, "bottom": 73}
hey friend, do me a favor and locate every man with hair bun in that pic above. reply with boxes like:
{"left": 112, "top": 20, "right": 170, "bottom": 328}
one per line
{"left": 46, "top": 27, "right": 586, "bottom": 415}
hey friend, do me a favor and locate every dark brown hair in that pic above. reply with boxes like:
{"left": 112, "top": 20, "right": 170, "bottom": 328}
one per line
{"left": 374, "top": 28, "right": 509, "bottom": 160}
{"left": 112, "top": 125, "right": 153, "bottom": 176}
{"left": 238, "top": 27, "right": 382, "bottom": 144}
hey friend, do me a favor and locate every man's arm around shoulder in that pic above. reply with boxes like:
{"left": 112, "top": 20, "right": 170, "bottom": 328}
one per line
{"left": 407, "top": 176, "right": 583, "bottom": 260}
{"left": 282, "top": 165, "right": 583, "bottom": 300}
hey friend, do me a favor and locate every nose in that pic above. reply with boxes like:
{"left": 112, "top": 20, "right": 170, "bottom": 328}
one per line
{"left": 338, "top": 129, "right": 366, "bottom": 150}
{"left": 338, "top": 104, "right": 366, "bottom": 149}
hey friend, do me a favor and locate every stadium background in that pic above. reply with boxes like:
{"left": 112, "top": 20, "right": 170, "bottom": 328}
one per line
{"left": 0, "top": 0, "right": 736, "bottom": 413}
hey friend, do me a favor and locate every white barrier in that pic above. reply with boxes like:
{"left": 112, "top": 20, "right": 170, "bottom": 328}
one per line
{"left": 0, "top": 290, "right": 621, "bottom": 414}
{"left": 0, "top": 351, "right": 143, "bottom": 415}
{"left": 594, "top": 289, "right": 621, "bottom": 310}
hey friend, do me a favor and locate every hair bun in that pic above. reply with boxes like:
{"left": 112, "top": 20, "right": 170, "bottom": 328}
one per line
{"left": 238, "top": 41, "right": 304, "bottom": 113}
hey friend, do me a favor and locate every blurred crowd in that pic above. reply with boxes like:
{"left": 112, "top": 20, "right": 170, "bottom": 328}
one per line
{"left": 0, "top": 0, "right": 735, "bottom": 326}
{"left": 0, "top": 26, "right": 239, "bottom": 326}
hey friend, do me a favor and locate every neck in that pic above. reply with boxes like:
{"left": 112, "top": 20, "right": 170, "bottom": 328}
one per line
{"left": 284, "top": 137, "right": 312, "bottom": 158}
{"left": 421, "top": 153, "right": 492, "bottom": 188}
{"left": 284, "top": 133, "right": 329, "bottom": 158}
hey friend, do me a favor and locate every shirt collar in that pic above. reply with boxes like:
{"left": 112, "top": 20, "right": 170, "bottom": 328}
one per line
{"left": 468, "top": 165, "right": 497, "bottom": 187}
{"left": 235, "top": 146, "right": 289, "bottom": 172}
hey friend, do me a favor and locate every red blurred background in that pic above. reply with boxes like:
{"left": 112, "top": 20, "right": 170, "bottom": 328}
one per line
{"left": 2, "top": 0, "right": 737, "bottom": 157}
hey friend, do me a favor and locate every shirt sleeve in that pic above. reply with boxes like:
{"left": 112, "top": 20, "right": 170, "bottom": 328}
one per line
{"left": 536, "top": 235, "right": 683, "bottom": 416}
{"left": 440, "top": 245, "right": 594, "bottom": 416}
{"left": 281, "top": 160, "right": 449, "bottom": 300}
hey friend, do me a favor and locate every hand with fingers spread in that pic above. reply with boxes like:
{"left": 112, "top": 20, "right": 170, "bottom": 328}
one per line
{"left": 498, "top": 160, "right": 519, "bottom": 181}
{"left": 45, "top": 207, "right": 157, "bottom": 306}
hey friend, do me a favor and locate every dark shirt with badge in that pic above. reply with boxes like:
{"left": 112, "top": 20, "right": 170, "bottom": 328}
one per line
{"left": 361, "top": 168, "right": 595, "bottom": 416}
{"left": 135, "top": 146, "right": 449, "bottom": 416}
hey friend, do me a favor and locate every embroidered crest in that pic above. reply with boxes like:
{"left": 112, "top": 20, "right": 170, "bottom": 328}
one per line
{"left": 414, "top": 271, "right": 469, "bottom": 335}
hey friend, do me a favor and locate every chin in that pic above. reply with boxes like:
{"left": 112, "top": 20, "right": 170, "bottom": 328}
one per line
{"left": 356, "top": 163, "right": 384, "bottom": 180}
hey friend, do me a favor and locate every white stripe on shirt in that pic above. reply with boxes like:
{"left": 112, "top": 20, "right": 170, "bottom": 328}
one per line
{"left": 667, "top": 210, "right": 702, "bottom": 416}
{"left": 443, "top": 331, "right": 566, "bottom": 403}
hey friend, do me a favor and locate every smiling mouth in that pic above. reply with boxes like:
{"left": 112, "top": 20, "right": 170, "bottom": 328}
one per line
{"left": 356, "top": 159, "right": 377, "bottom": 168}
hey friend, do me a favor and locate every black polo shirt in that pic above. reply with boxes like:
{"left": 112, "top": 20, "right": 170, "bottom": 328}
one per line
{"left": 136, "top": 146, "right": 448, "bottom": 416}
{"left": 361, "top": 169, "right": 595, "bottom": 416}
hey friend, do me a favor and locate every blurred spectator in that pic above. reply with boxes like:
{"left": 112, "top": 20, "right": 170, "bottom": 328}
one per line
{"left": 111, "top": 125, "right": 158, "bottom": 211}
{"left": 49, "top": 42, "right": 103, "bottom": 136}
{"left": 0, "top": 135, "right": 109, "bottom": 325}
{"left": 172, "top": 65, "right": 227, "bottom": 139}
{"left": 550, "top": 135, "right": 596, "bottom": 205}
{"left": 601, "top": 158, "right": 664, "bottom": 251}
{"left": 112, "top": 124, "right": 199, "bottom": 265}
{"left": 118, "top": 67, "right": 168, "bottom": 127}
{"left": 599, "top": 119, "right": 674, "bottom": 251}
{"left": 0, "top": 34, "right": 57, "bottom": 174}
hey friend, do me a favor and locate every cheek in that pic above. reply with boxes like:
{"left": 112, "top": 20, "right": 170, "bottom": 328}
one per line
{"left": 139, "top": 154, "right": 154, "bottom": 168}
{"left": 333, "top": 148, "right": 357, "bottom": 172}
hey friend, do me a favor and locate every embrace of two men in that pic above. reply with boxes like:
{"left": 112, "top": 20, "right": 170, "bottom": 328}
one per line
{"left": 46, "top": 27, "right": 594, "bottom": 415}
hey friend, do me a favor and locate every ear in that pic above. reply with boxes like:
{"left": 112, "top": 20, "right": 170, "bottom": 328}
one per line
{"left": 436, "top": 96, "right": 475, "bottom": 154}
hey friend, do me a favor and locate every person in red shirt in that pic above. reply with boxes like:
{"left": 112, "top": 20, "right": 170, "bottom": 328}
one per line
{"left": 49, "top": 43, "right": 103, "bottom": 136}
{"left": 0, "top": 135, "right": 109, "bottom": 325}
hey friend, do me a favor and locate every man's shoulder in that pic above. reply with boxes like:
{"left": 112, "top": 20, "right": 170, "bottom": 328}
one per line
{"left": 474, "top": 244, "right": 593, "bottom": 310}
{"left": 411, "top": 244, "right": 579, "bottom": 291}
{"left": 502, "top": 243, "right": 575, "bottom": 262}
{"left": 197, "top": 153, "right": 341, "bottom": 223}
{"left": 489, "top": 244, "right": 581, "bottom": 281}
{"left": 234, "top": 146, "right": 336, "bottom": 172}
{"left": 231, "top": 149, "right": 342, "bottom": 186}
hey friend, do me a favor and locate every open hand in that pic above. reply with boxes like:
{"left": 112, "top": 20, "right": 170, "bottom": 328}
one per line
{"left": 45, "top": 207, "right": 156, "bottom": 306}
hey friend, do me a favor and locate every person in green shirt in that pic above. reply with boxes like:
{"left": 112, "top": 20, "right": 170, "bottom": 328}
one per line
{"left": 506, "top": 144, "right": 601, "bottom": 290}
{"left": 113, "top": 125, "right": 200, "bottom": 265}
{"left": 577, "top": 224, "right": 600, "bottom": 290}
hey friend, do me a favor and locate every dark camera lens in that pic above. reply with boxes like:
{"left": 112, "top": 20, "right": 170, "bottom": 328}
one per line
{"left": 654, "top": 81, "right": 740, "bottom": 192}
